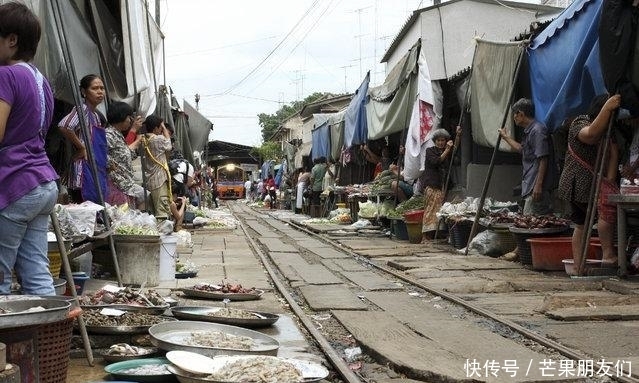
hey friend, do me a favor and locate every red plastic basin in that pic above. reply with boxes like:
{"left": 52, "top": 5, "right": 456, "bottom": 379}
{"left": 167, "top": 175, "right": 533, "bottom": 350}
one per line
{"left": 527, "top": 237, "right": 600, "bottom": 271}
{"left": 403, "top": 210, "right": 424, "bottom": 223}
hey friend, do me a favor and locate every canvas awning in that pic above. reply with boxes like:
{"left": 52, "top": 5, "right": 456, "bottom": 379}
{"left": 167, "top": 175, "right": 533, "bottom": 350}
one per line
{"left": 366, "top": 41, "right": 419, "bottom": 141}
{"left": 344, "top": 73, "right": 369, "bottom": 148}
{"left": 183, "top": 101, "right": 214, "bottom": 155}
{"left": 294, "top": 142, "right": 312, "bottom": 169}
{"left": 27, "top": 0, "right": 164, "bottom": 116}
{"left": 329, "top": 110, "right": 346, "bottom": 162}
{"left": 470, "top": 38, "right": 525, "bottom": 150}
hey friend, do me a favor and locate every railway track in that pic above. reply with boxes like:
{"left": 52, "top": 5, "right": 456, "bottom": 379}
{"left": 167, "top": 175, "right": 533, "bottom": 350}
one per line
{"left": 230, "top": 202, "right": 639, "bottom": 383}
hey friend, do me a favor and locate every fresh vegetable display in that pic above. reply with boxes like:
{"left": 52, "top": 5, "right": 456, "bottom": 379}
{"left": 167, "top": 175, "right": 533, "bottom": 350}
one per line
{"left": 176, "top": 260, "right": 198, "bottom": 273}
{"left": 387, "top": 195, "right": 425, "bottom": 218}
{"left": 370, "top": 169, "right": 397, "bottom": 192}
{"left": 114, "top": 224, "right": 159, "bottom": 236}
{"left": 330, "top": 213, "right": 352, "bottom": 224}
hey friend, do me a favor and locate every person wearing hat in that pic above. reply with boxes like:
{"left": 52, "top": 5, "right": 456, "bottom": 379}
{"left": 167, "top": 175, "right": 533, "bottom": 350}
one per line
{"left": 420, "top": 126, "right": 461, "bottom": 242}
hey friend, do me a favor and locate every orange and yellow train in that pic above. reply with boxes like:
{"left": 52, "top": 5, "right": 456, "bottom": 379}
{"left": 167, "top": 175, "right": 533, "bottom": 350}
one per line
{"left": 216, "top": 164, "right": 245, "bottom": 199}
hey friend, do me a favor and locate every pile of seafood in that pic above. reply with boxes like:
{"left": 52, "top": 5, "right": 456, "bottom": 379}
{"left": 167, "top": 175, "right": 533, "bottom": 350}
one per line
{"left": 185, "top": 330, "right": 256, "bottom": 350}
{"left": 0, "top": 306, "right": 45, "bottom": 315}
{"left": 483, "top": 212, "right": 570, "bottom": 230}
{"left": 483, "top": 211, "right": 517, "bottom": 226}
{"left": 511, "top": 214, "right": 570, "bottom": 229}
{"left": 192, "top": 282, "right": 259, "bottom": 294}
{"left": 206, "top": 356, "right": 302, "bottom": 383}
{"left": 82, "top": 309, "right": 171, "bottom": 327}
{"left": 207, "top": 308, "right": 259, "bottom": 320}
{"left": 79, "top": 287, "right": 166, "bottom": 306}
{"left": 105, "top": 343, "right": 154, "bottom": 357}
{"left": 119, "top": 364, "right": 170, "bottom": 375}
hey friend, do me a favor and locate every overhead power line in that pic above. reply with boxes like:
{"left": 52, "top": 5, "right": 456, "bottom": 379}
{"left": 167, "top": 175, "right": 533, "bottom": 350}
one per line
{"left": 216, "top": 0, "right": 321, "bottom": 96}
{"left": 166, "top": 36, "right": 277, "bottom": 58}
{"left": 242, "top": 0, "right": 340, "bottom": 98}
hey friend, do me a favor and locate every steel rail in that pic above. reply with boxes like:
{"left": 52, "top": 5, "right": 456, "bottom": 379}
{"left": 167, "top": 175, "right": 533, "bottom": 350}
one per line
{"left": 283, "top": 218, "right": 639, "bottom": 383}
{"left": 230, "top": 205, "right": 363, "bottom": 383}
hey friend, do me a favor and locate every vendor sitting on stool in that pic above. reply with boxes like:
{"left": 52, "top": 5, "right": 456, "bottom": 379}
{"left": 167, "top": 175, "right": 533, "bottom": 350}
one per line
{"left": 362, "top": 144, "right": 413, "bottom": 202}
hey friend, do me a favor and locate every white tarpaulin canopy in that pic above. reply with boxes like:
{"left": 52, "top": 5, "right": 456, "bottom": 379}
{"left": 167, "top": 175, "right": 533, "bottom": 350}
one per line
{"left": 14, "top": 0, "right": 164, "bottom": 116}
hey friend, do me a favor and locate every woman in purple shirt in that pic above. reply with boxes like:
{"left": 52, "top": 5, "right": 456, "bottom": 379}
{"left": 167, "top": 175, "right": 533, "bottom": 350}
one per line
{"left": 0, "top": 3, "right": 58, "bottom": 295}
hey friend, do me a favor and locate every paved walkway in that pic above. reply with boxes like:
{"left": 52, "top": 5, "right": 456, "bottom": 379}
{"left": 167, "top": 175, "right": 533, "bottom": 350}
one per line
{"left": 66, "top": 204, "right": 639, "bottom": 382}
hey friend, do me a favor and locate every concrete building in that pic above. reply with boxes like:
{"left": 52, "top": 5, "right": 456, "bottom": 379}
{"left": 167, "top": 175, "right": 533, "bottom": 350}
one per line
{"left": 380, "top": 0, "right": 563, "bottom": 202}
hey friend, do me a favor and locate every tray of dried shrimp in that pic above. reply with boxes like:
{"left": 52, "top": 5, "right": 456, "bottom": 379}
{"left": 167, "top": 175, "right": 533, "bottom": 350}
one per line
{"left": 148, "top": 320, "right": 279, "bottom": 357}
{"left": 167, "top": 354, "right": 329, "bottom": 383}
{"left": 170, "top": 306, "right": 279, "bottom": 328}
{"left": 177, "top": 283, "right": 263, "bottom": 301}
{"left": 80, "top": 308, "right": 177, "bottom": 335}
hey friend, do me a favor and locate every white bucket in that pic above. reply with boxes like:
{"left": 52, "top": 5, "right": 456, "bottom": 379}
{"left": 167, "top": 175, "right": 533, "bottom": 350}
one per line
{"left": 160, "top": 235, "right": 178, "bottom": 282}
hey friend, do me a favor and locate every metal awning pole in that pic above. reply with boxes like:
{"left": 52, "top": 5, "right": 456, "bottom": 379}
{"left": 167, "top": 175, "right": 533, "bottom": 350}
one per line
{"left": 577, "top": 111, "right": 617, "bottom": 275}
{"left": 50, "top": 211, "right": 94, "bottom": 366}
{"left": 435, "top": 73, "right": 472, "bottom": 240}
{"left": 52, "top": 0, "right": 123, "bottom": 286}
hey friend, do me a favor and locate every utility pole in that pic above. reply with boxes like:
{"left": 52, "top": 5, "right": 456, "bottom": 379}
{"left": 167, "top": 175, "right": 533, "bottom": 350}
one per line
{"left": 154, "top": 0, "right": 160, "bottom": 25}
{"left": 339, "top": 64, "right": 356, "bottom": 93}
{"left": 354, "top": 6, "right": 370, "bottom": 79}
{"left": 291, "top": 70, "right": 304, "bottom": 100}
{"left": 375, "top": 35, "right": 393, "bottom": 83}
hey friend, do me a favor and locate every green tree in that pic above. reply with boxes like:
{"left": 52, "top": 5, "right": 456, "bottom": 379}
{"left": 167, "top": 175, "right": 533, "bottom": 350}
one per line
{"left": 250, "top": 141, "right": 282, "bottom": 163}
{"left": 258, "top": 92, "right": 336, "bottom": 142}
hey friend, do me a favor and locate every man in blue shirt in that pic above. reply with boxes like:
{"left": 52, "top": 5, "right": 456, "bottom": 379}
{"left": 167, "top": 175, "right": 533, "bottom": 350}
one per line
{"left": 499, "top": 98, "right": 556, "bottom": 215}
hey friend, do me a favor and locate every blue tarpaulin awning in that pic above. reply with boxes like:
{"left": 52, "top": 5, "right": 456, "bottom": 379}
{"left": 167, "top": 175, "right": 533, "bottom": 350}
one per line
{"left": 528, "top": 0, "right": 606, "bottom": 130}
{"left": 344, "top": 72, "right": 370, "bottom": 148}
{"left": 311, "top": 121, "right": 331, "bottom": 160}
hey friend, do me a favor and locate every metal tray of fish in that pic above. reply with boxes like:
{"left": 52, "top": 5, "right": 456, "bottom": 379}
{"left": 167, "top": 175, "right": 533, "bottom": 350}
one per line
{"left": 170, "top": 306, "right": 279, "bottom": 328}
{"left": 148, "top": 320, "right": 279, "bottom": 357}
{"left": 104, "top": 357, "right": 175, "bottom": 383}
{"left": 509, "top": 226, "right": 569, "bottom": 234}
{"left": 166, "top": 355, "right": 329, "bottom": 383}
{"left": 0, "top": 299, "right": 70, "bottom": 329}
{"left": 101, "top": 346, "right": 159, "bottom": 363}
{"left": 82, "top": 317, "right": 177, "bottom": 335}
{"left": 178, "top": 288, "right": 263, "bottom": 301}
{"left": 80, "top": 303, "right": 170, "bottom": 315}
{"left": 175, "top": 271, "right": 198, "bottom": 279}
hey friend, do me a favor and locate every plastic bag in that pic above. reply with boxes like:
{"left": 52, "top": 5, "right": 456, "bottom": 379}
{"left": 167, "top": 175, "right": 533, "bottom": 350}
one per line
{"left": 158, "top": 220, "right": 175, "bottom": 235}
{"left": 358, "top": 201, "right": 378, "bottom": 218}
{"left": 111, "top": 209, "right": 159, "bottom": 235}
{"left": 349, "top": 219, "right": 372, "bottom": 229}
{"left": 63, "top": 201, "right": 105, "bottom": 236}
{"left": 467, "top": 230, "right": 513, "bottom": 257}
{"left": 630, "top": 248, "right": 639, "bottom": 272}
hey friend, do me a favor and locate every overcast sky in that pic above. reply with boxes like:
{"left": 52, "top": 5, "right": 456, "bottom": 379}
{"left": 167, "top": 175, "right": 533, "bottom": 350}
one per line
{"left": 158, "top": 0, "right": 429, "bottom": 147}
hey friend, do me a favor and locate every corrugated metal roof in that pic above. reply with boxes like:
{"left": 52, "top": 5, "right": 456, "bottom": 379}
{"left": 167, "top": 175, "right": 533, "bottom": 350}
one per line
{"left": 380, "top": 0, "right": 563, "bottom": 63}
